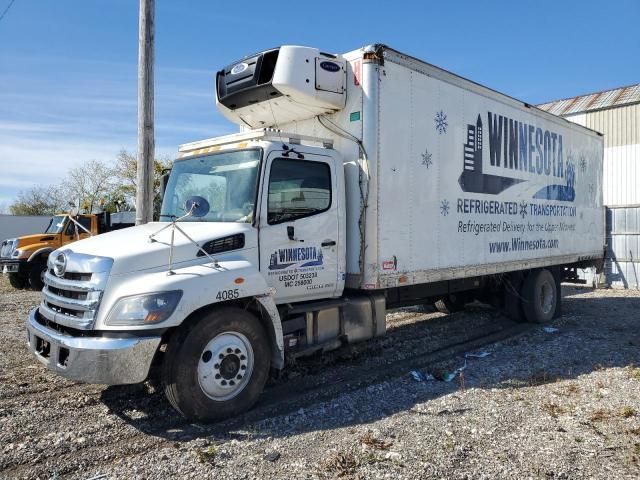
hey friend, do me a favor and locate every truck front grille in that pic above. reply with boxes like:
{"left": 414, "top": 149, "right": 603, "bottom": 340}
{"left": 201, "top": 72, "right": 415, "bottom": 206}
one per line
{"left": 0, "top": 239, "right": 16, "bottom": 259}
{"left": 39, "top": 251, "right": 112, "bottom": 330}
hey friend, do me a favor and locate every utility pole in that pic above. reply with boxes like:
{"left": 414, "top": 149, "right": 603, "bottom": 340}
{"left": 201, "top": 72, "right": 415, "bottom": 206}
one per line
{"left": 135, "top": 0, "right": 155, "bottom": 225}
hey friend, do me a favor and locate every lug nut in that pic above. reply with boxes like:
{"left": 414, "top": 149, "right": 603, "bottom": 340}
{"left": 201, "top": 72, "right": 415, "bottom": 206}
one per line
{"left": 227, "top": 348, "right": 233, "bottom": 353}
{"left": 221, "top": 380, "right": 227, "bottom": 386}
{"left": 236, "top": 375, "right": 242, "bottom": 380}
{"left": 240, "top": 355, "right": 246, "bottom": 360}
{"left": 215, "top": 374, "right": 221, "bottom": 379}
{"left": 229, "top": 380, "right": 235, "bottom": 386}
{"left": 235, "top": 348, "right": 241, "bottom": 354}
{"left": 241, "top": 365, "right": 246, "bottom": 370}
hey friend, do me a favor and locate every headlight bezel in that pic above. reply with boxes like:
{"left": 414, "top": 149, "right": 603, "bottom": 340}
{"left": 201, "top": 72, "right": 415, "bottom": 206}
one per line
{"left": 105, "top": 290, "right": 183, "bottom": 326}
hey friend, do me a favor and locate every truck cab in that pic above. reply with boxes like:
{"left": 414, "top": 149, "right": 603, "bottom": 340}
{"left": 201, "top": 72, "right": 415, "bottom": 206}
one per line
{"left": 168, "top": 131, "right": 346, "bottom": 304}
{"left": 2, "top": 213, "right": 95, "bottom": 289}
{"left": 25, "top": 130, "right": 372, "bottom": 422}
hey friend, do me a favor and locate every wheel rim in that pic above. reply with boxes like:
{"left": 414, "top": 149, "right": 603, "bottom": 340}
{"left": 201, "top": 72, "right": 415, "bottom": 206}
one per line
{"left": 197, "top": 331, "right": 254, "bottom": 401}
{"left": 539, "top": 280, "right": 554, "bottom": 315}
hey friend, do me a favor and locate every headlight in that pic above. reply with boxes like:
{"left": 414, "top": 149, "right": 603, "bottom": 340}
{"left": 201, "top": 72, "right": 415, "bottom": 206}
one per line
{"left": 12, "top": 249, "right": 23, "bottom": 258}
{"left": 105, "top": 290, "right": 182, "bottom": 326}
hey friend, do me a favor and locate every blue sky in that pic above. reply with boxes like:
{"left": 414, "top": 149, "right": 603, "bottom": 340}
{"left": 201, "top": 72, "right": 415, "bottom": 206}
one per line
{"left": 0, "top": 0, "right": 638, "bottom": 209}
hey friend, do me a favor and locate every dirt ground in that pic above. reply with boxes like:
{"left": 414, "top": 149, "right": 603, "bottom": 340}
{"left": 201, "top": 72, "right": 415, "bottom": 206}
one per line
{"left": 1, "top": 277, "right": 639, "bottom": 479}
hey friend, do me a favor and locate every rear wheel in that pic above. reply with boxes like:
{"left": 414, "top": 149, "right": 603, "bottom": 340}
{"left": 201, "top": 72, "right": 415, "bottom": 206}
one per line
{"left": 522, "top": 269, "right": 557, "bottom": 323}
{"left": 8, "top": 273, "right": 28, "bottom": 289}
{"left": 162, "top": 307, "right": 271, "bottom": 422}
{"left": 28, "top": 260, "right": 46, "bottom": 290}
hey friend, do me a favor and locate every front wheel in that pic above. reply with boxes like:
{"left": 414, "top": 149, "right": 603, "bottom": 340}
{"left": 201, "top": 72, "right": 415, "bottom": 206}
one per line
{"left": 8, "top": 273, "right": 28, "bottom": 289}
{"left": 162, "top": 307, "right": 271, "bottom": 422}
{"left": 28, "top": 260, "right": 46, "bottom": 290}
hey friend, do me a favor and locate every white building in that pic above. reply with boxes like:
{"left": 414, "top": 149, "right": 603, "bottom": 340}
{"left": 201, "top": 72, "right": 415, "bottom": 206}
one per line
{"left": 539, "top": 84, "right": 640, "bottom": 288}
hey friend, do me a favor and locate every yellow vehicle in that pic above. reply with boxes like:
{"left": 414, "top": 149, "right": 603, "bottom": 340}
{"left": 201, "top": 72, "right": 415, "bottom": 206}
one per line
{"left": 0, "top": 212, "right": 134, "bottom": 289}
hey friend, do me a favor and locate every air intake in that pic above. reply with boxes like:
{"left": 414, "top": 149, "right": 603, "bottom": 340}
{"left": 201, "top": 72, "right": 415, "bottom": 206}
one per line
{"left": 197, "top": 234, "right": 245, "bottom": 257}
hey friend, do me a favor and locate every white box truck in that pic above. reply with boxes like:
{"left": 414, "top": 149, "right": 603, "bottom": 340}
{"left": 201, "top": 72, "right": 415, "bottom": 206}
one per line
{"left": 26, "top": 45, "right": 604, "bottom": 421}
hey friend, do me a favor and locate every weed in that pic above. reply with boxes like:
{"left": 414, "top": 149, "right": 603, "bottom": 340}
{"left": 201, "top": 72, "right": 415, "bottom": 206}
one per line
{"left": 360, "top": 431, "right": 392, "bottom": 450}
{"left": 627, "top": 365, "right": 640, "bottom": 380}
{"left": 543, "top": 402, "right": 566, "bottom": 418}
{"left": 565, "top": 384, "right": 580, "bottom": 395}
{"left": 590, "top": 409, "right": 611, "bottom": 422}
{"left": 619, "top": 406, "right": 636, "bottom": 418}
{"left": 322, "top": 452, "right": 358, "bottom": 477}
{"left": 529, "top": 371, "right": 558, "bottom": 386}
{"left": 196, "top": 445, "right": 217, "bottom": 464}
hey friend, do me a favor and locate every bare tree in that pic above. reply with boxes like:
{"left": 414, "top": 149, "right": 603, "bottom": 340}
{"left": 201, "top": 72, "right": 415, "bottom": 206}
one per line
{"left": 9, "top": 152, "right": 171, "bottom": 217}
{"left": 63, "top": 160, "right": 116, "bottom": 213}
{"left": 9, "top": 185, "right": 71, "bottom": 216}
{"left": 114, "top": 149, "right": 172, "bottom": 217}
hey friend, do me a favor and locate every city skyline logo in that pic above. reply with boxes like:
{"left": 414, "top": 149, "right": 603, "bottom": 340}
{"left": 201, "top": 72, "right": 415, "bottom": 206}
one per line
{"left": 268, "top": 247, "right": 324, "bottom": 270}
{"left": 458, "top": 112, "right": 576, "bottom": 202}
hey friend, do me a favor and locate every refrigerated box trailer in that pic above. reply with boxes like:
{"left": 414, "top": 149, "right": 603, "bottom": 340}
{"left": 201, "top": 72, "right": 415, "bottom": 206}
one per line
{"left": 26, "top": 45, "right": 604, "bottom": 421}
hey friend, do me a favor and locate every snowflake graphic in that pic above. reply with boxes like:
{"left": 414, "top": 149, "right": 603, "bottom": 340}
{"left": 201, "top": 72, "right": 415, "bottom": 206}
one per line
{"left": 579, "top": 155, "right": 587, "bottom": 173}
{"left": 434, "top": 110, "right": 448, "bottom": 134}
{"left": 519, "top": 200, "right": 528, "bottom": 219}
{"left": 440, "top": 199, "right": 450, "bottom": 216}
{"left": 421, "top": 148, "right": 433, "bottom": 168}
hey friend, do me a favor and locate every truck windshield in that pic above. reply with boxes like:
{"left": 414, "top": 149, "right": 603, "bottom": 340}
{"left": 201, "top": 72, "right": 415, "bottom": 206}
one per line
{"left": 160, "top": 149, "right": 261, "bottom": 223}
{"left": 44, "top": 215, "right": 67, "bottom": 234}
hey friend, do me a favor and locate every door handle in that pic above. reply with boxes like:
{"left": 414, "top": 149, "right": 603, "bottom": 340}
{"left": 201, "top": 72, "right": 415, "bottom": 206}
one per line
{"left": 321, "top": 240, "right": 336, "bottom": 247}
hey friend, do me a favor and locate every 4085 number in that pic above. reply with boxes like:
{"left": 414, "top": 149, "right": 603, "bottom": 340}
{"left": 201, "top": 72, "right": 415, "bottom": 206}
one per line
{"left": 216, "top": 289, "right": 239, "bottom": 301}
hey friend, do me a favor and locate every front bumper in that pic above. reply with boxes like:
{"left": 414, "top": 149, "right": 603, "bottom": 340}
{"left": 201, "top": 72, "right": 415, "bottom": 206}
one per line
{"left": 1, "top": 258, "right": 27, "bottom": 275}
{"left": 26, "top": 308, "right": 162, "bottom": 384}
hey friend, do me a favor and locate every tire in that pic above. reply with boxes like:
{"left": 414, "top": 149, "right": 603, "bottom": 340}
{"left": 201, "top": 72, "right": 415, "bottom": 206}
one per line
{"left": 28, "top": 260, "right": 46, "bottom": 290}
{"left": 8, "top": 273, "right": 28, "bottom": 289}
{"left": 434, "top": 293, "right": 467, "bottom": 314}
{"left": 162, "top": 307, "right": 271, "bottom": 422}
{"left": 522, "top": 269, "right": 557, "bottom": 324}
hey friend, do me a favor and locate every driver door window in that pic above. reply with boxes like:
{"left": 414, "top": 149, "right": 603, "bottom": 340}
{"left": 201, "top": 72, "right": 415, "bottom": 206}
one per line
{"left": 267, "top": 159, "right": 331, "bottom": 224}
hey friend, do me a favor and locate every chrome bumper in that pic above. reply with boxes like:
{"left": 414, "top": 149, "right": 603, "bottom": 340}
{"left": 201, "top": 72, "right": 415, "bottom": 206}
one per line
{"left": 26, "top": 308, "right": 162, "bottom": 384}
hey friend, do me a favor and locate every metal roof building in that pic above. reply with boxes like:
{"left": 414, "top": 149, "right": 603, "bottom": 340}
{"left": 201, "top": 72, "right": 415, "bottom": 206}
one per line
{"left": 538, "top": 84, "right": 640, "bottom": 206}
{"left": 539, "top": 84, "right": 640, "bottom": 288}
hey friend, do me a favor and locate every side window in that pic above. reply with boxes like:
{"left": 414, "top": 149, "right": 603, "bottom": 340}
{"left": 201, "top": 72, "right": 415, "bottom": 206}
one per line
{"left": 66, "top": 217, "right": 92, "bottom": 235}
{"left": 268, "top": 158, "right": 332, "bottom": 224}
{"left": 78, "top": 216, "right": 92, "bottom": 233}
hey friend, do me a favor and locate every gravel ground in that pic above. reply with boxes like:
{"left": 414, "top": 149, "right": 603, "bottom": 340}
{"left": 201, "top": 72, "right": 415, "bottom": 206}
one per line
{"left": 1, "top": 277, "right": 639, "bottom": 479}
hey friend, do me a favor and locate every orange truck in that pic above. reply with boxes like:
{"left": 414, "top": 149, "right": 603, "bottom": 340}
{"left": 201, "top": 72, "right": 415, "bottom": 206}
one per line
{"left": 0, "top": 212, "right": 134, "bottom": 289}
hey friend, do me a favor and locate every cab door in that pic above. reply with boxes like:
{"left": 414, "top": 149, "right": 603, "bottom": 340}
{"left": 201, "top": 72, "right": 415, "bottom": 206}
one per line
{"left": 259, "top": 150, "right": 342, "bottom": 304}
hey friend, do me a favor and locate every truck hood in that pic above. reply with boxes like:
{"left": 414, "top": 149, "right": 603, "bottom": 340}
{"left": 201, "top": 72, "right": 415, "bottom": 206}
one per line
{"left": 61, "top": 222, "right": 256, "bottom": 275}
{"left": 17, "top": 233, "right": 60, "bottom": 248}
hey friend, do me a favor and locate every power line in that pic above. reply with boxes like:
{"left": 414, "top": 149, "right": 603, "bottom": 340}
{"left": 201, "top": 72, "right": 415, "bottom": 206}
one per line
{"left": 0, "top": 0, "right": 16, "bottom": 24}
